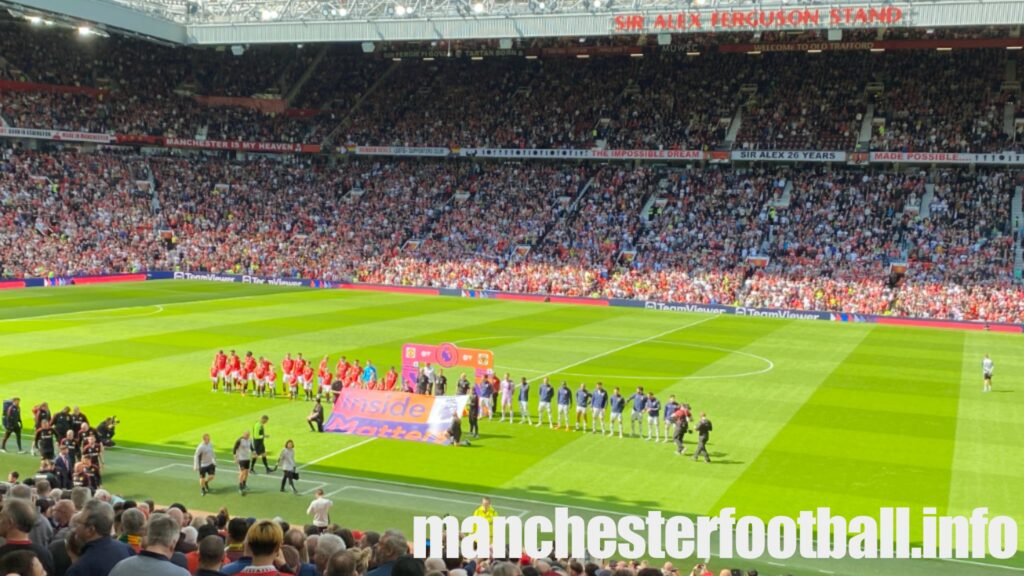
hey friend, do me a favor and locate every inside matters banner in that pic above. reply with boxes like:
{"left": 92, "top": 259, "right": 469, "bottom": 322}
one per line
{"left": 324, "top": 388, "right": 468, "bottom": 444}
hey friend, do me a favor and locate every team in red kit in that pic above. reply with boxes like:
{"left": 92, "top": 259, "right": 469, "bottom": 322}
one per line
{"left": 210, "top": 350, "right": 400, "bottom": 401}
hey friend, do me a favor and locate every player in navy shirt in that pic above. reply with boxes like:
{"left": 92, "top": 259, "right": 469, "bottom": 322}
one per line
{"left": 663, "top": 395, "right": 680, "bottom": 443}
{"left": 629, "top": 387, "right": 647, "bottom": 437}
{"left": 590, "top": 382, "right": 608, "bottom": 434}
{"left": 645, "top": 392, "right": 661, "bottom": 441}
{"left": 517, "top": 377, "right": 532, "bottom": 425}
{"left": 556, "top": 382, "right": 572, "bottom": 429}
{"left": 574, "top": 383, "right": 591, "bottom": 431}
{"left": 537, "top": 377, "right": 555, "bottom": 428}
{"left": 609, "top": 387, "right": 626, "bottom": 438}
{"left": 477, "top": 376, "right": 494, "bottom": 420}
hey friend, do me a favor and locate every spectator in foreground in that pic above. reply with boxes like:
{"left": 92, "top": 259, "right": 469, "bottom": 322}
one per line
{"left": 245, "top": 520, "right": 285, "bottom": 573}
{"left": 108, "top": 513, "right": 189, "bottom": 576}
{"left": 0, "top": 549, "right": 46, "bottom": 576}
{"left": 366, "top": 531, "right": 407, "bottom": 576}
{"left": 0, "top": 499, "right": 56, "bottom": 576}
{"left": 196, "top": 535, "right": 228, "bottom": 576}
{"left": 66, "top": 500, "right": 134, "bottom": 576}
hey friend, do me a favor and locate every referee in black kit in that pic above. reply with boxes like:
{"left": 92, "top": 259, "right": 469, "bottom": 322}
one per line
{"left": 250, "top": 415, "right": 277, "bottom": 474}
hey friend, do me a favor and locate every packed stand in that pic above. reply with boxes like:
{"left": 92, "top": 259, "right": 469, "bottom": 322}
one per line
{"left": 870, "top": 50, "right": 1011, "bottom": 153}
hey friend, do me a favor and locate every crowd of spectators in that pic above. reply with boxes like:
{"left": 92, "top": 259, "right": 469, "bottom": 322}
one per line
{"left": 869, "top": 50, "right": 1013, "bottom": 153}
{"left": 4, "top": 145, "right": 1021, "bottom": 322}
{"left": 2, "top": 15, "right": 1024, "bottom": 153}
{"left": 0, "top": 476, "right": 773, "bottom": 576}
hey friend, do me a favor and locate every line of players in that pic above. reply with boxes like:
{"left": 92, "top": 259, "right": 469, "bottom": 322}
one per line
{"left": 209, "top": 350, "right": 399, "bottom": 401}
{"left": 210, "top": 350, "right": 695, "bottom": 442}
{"left": 478, "top": 376, "right": 690, "bottom": 441}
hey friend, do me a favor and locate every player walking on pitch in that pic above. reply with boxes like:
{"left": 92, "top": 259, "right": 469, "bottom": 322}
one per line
{"left": 233, "top": 431, "right": 253, "bottom": 495}
{"left": 983, "top": 354, "right": 994, "bottom": 392}
{"left": 194, "top": 433, "right": 217, "bottom": 496}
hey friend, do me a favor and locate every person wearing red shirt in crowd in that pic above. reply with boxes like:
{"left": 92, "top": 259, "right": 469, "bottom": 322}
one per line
{"left": 212, "top": 350, "right": 227, "bottom": 392}
{"left": 383, "top": 366, "right": 398, "bottom": 391}
{"left": 227, "top": 351, "right": 242, "bottom": 393}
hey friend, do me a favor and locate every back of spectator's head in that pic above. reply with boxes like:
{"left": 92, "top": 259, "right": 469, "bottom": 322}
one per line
{"left": 199, "top": 534, "right": 226, "bottom": 568}
{"left": 360, "top": 530, "right": 380, "bottom": 549}
{"left": 197, "top": 523, "right": 220, "bottom": 542}
{"left": 285, "top": 528, "right": 307, "bottom": 561}
{"left": 120, "top": 507, "right": 146, "bottom": 536}
{"left": 637, "top": 568, "right": 661, "bottom": 576}
{"left": 93, "top": 489, "right": 111, "bottom": 503}
{"left": 0, "top": 549, "right": 42, "bottom": 576}
{"left": 376, "top": 530, "right": 407, "bottom": 563}
{"left": 228, "top": 517, "right": 249, "bottom": 544}
{"left": 326, "top": 549, "right": 360, "bottom": 576}
{"left": 144, "top": 513, "right": 180, "bottom": 550}
{"left": 316, "top": 533, "right": 347, "bottom": 566}
{"left": 9, "top": 484, "right": 31, "bottom": 501}
{"left": 166, "top": 507, "right": 184, "bottom": 527}
{"left": 34, "top": 479, "right": 51, "bottom": 496}
{"left": 337, "top": 527, "right": 356, "bottom": 549}
{"left": 247, "top": 519, "right": 284, "bottom": 557}
{"left": 70, "top": 487, "right": 91, "bottom": 511}
{"left": 1, "top": 499, "right": 37, "bottom": 534}
{"left": 282, "top": 545, "right": 301, "bottom": 574}
{"left": 393, "top": 556, "right": 426, "bottom": 576}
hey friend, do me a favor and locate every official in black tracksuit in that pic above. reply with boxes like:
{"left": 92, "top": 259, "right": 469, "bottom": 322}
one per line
{"left": 692, "top": 412, "right": 713, "bottom": 463}
{"left": 2, "top": 398, "right": 23, "bottom": 453}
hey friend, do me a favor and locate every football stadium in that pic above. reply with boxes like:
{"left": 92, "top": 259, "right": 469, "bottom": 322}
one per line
{"left": 0, "top": 0, "right": 1023, "bottom": 575}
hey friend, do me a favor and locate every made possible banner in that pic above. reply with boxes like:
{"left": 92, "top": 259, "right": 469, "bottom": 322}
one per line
{"left": 324, "top": 388, "right": 469, "bottom": 444}
{"left": 869, "top": 151, "right": 1024, "bottom": 166}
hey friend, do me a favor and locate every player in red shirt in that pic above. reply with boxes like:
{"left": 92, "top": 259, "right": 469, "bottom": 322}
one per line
{"left": 383, "top": 366, "right": 398, "bottom": 391}
{"left": 345, "top": 361, "right": 361, "bottom": 388}
{"left": 267, "top": 363, "right": 278, "bottom": 398}
{"left": 260, "top": 357, "right": 274, "bottom": 397}
{"left": 227, "top": 350, "right": 242, "bottom": 393}
{"left": 281, "top": 354, "right": 295, "bottom": 399}
{"left": 241, "top": 352, "right": 257, "bottom": 396}
{"left": 302, "top": 364, "right": 315, "bottom": 401}
{"left": 320, "top": 370, "right": 333, "bottom": 399}
{"left": 318, "top": 355, "right": 329, "bottom": 390}
{"left": 212, "top": 350, "right": 228, "bottom": 392}
{"left": 335, "top": 356, "right": 349, "bottom": 384}
{"left": 253, "top": 357, "right": 267, "bottom": 397}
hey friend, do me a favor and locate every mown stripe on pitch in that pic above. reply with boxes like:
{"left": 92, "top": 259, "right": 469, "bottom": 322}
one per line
{"left": 710, "top": 326, "right": 964, "bottom": 536}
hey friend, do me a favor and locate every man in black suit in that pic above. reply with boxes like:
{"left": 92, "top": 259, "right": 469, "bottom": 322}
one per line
{"left": 54, "top": 444, "right": 73, "bottom": 489}
{"left": 692, "top": 412, "right": 712, "bottom": 463}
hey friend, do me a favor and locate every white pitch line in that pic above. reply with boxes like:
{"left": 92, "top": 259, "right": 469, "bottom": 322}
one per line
{"left": 339, "top": 485, "right": 528, "bottom": 516}
{"left": 297, "top": 437, "right": 376, "bottom": 470}
{"left": 528, "top": 316, "right": 717, "bottom": 382}
{"left": 0, "top": 304, "right": 165, "bottom": 323}
{"left": 145, "top": 464, "right": 177, "bottom": 474}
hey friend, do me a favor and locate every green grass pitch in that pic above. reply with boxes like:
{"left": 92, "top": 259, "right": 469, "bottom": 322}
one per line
{"left": 0, "top": 280, "right": 1021, "bottom": 576}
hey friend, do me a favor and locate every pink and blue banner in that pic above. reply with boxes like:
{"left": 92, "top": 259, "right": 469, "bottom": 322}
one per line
{"left": 324, "top": 388, "right": 468, "bottom": 444}
{"left": 401, "top": 342, "right": 494, "bottom": 390}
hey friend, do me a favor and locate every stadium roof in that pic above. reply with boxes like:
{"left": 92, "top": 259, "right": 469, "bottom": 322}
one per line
{"left": 7, "top": 0, "right": 1024, "bottom": 45}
